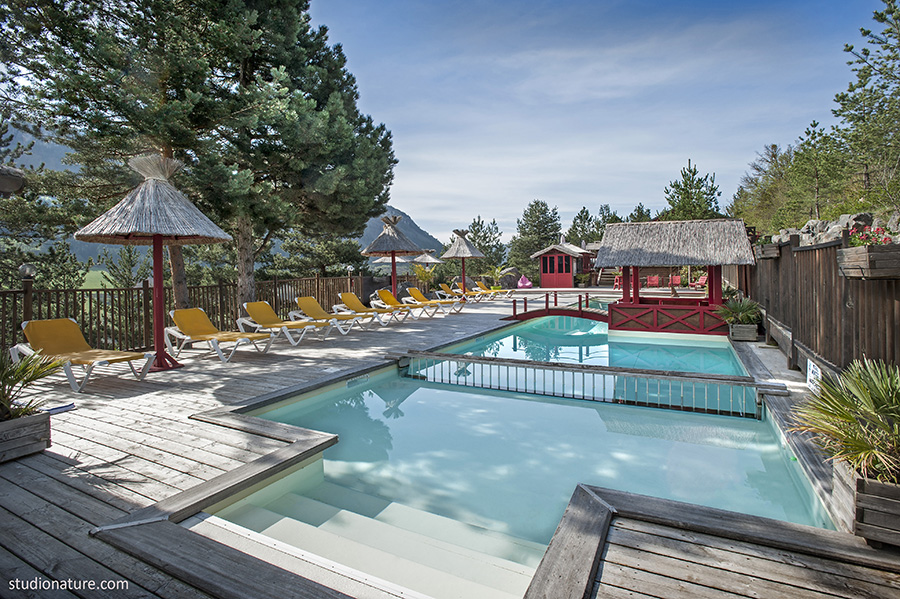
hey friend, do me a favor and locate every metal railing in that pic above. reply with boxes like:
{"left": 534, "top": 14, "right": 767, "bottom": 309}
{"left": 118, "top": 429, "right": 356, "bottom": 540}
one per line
{"left": 395, "top": 351, "right": 786, "bottom": 419}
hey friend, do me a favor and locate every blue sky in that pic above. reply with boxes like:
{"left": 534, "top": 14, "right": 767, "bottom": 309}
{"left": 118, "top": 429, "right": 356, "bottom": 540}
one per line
{"left": 309, "top": 0, "right": 879, "bottom": 242}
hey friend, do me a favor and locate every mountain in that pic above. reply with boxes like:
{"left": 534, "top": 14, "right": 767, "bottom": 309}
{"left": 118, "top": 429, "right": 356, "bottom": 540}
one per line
{"left": 359, "top": 205, "right": 443, "bottom": 254}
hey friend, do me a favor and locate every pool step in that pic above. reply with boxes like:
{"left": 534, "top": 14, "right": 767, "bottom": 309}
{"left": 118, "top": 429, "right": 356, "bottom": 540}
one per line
{"left": 225, "top": 503, "right": 529, "bottom": 599}
{"left": 305, "top": 481, "right": 546, "bottom": 567}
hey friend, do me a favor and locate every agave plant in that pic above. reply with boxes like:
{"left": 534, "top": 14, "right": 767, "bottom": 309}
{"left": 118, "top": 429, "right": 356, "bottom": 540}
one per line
{"left": 0, "top": 350, "right": 61, "bottom": 422}
{"left": 791, "top": 358, "right": 900, "bottom": 484}
{"left": 714, "top": 297, "right": 761, "bottom": 325}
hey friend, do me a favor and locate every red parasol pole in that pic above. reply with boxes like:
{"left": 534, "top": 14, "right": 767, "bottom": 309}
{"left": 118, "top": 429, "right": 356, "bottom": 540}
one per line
{"left": 461, "top": 258, "right": 466, "bottom": 293}
{"left": 151, "top": 234, "right": 181, "bottom": 371}
{"left": 391, "top": 250, "right": 397, "bottom": 297}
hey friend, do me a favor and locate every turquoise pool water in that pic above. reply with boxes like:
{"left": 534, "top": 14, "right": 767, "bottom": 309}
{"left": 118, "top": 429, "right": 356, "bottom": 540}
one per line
{"left": 446, "top": 315, "right": 746, "bottom": 375}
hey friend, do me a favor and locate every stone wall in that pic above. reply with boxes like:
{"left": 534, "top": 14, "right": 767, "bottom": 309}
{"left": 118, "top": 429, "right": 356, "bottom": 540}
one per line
{"left": 771, "top": 212, "right": 899, "bottom": 246}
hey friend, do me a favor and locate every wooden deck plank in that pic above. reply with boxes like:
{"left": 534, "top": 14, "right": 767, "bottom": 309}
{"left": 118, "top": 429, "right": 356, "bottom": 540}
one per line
{"left": 607, "top": 523, "right": 892, "bottom": 599}
{"left": 0, "top": 505, "right": 157, "bottom": 599}
{"left": 589, "top": 580, "right": 659, "bottom": 599}
{"left": 0, "top": 545, "right": 81, "bottom": 599}
{"left": 611, "top": 519, "right": 900, "bottom": 592}
{"left": 0, "top": 473, "right": 212, "bottom": 599}
{"left": 597, "top": 561, "right": 750, "bottom": 599}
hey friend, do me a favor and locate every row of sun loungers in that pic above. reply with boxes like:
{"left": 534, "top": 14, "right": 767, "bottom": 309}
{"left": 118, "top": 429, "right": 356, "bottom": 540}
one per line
{"left": 8, "top": 286, "right": 510, "bottom": 391}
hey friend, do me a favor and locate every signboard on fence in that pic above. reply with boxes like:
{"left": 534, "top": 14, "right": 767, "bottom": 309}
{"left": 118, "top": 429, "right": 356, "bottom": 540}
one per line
{"left": 806, "top": 360, "right": 822, "bottom": 394}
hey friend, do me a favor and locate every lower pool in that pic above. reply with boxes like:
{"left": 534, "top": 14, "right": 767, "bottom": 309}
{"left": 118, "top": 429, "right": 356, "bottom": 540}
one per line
{"left": 212, "top": 366, "right": 832, "bottom": 599}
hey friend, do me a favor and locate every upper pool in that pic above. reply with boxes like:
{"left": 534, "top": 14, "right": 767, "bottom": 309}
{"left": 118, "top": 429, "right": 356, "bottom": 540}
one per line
{"left": 443, "top": 315, "right": 747, "bottom": 376}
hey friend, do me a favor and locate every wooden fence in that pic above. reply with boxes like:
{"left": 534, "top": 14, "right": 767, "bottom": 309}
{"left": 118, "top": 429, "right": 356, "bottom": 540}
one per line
{"left": 0, "top": 274, "right": 417, "bottom": 353}
{"left": 724, "top": 236, "right": 900, "bottom": 375}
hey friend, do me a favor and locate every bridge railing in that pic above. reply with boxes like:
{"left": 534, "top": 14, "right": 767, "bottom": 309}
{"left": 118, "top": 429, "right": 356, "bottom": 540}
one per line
{"left": 392, "top": 350, "right": 786, "bottom": 419}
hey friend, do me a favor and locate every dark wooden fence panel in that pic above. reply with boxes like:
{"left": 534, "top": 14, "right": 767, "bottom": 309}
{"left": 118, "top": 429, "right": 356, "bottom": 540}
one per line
{"left": 732, "top": 239, "right": 900, "bottom": 372}
{"left": 2, "top": 275, "right": 419, "bottom": 353}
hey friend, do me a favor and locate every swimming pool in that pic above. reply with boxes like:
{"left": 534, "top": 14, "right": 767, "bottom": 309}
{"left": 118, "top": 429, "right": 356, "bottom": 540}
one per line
{"left": 212, "top": 364, "right": 832, "bottom": 599}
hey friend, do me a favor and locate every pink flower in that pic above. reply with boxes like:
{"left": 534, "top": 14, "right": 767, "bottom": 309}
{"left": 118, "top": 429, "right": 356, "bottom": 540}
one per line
{"left": 850, "top": 228, "right": 858, "bottom": 234}
{"left": 875, "top": 227, "right": 885, "bottom": 234}
{"left": 864, "top": 225, "right": 871, "bottom": 231}
{"left": 884, "top": 236, "right": 892, "bottom": 244}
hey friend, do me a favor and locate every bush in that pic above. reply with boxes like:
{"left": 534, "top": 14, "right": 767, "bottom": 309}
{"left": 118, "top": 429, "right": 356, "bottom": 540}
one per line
{"left": 714, "top": 298, "right": 761, "bottom": 325}
{"left": 791, "top": 358, "right": 900, "bottom": 484}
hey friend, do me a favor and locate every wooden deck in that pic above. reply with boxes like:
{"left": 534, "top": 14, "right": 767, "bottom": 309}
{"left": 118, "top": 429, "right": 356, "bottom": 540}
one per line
{"left": 0, "top": 299, "right": 514, "bottom": 598}
{"left": 4, "top": 294, "right": 900, "bottom": 599}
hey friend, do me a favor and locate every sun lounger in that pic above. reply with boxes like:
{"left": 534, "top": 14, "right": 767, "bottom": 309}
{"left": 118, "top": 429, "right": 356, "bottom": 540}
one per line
{"left": 407, "top": 287, "right": 464, "bottom": 314}
{"left": 476, "top": 281, "right": 507, "bottom": 299}
{"left": 437, "top": 283, "right": 482, "bottom": 302}
{"left": 166, "top": 308, "right": 274, "bottom": 363}
{"left": 689, "top": 274, "right": 708, "bottom": 289}
{"left": 375, "top": 289, "right": 438, "bottom": 318}
{"left": 11, "top": 318, "right": 155, "bottom": 392}
{"left": 290, "top": 296, "right": 370, "bottom": 331}
{"left": 237, "top": 301, "right": 337, "bottom": 345}
{"left": 335, "top": 292, "right": 409, "bottom": 325}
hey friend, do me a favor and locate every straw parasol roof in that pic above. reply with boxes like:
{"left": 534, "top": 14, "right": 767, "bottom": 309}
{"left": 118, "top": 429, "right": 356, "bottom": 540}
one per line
{"left": 372, "top": 255, "right": 411, "bottom": 264}
{"left": 75, "top": 154, "right": 231, "bottom": 245}
{"left": 0, "top": 164, "right": 26, "bottom": 197}
{"left": 413, "top": 252, "right": 444, "bottom": 265}
{"left": 441, "top": 229, "right": 485, "bottom": 260}
{"left": 361, "top": 215, "right": 423, "bottom": 256}
{"left": 593, "top": 219, "right": 755, "bottom": 268}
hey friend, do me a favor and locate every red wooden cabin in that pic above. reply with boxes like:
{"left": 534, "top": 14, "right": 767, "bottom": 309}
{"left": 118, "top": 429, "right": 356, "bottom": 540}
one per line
{"left": 531, "top": 236, "right": 594, "bottom": 288}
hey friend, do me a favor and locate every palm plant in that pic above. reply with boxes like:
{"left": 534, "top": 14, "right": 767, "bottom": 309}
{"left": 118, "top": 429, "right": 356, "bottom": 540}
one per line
{"left": 715, "top": 298, "right": 761, "bottom": 324}
{"left": 791, "top": 358, "right": 900, "bottom": 484}
{"left": 481, "top": 264, "right": 506, "bottom": 286}
{"left": 0, "top": 350, "right": 61, "bottom": 422}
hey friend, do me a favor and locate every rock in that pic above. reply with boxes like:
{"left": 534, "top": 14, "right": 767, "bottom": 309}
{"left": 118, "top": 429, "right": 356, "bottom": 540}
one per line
{"left": 451, "top": 276, "right": 478, "bottom": 291}
{"left": 800, "top": 219, "right": 828, "bottom": 234}
{"left": 820, "top": 224, "right": 845, "bottom": 243}
{"left": 887, "top": 211, "right": 900, "bottom": 232}
{"left": 498, "top": 267, "right": 521, "bottom": 289}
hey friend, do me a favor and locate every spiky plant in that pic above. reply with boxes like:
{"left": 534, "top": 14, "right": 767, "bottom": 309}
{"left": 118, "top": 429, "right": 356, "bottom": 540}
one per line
{"left": 791, "top": 358, "right": 900, "bottom": 484}
{"left": 0, "top": 350, "right": 61, "bottom": 422}
{"left": 715, "top": 297, "right": 761, "bottom": 325}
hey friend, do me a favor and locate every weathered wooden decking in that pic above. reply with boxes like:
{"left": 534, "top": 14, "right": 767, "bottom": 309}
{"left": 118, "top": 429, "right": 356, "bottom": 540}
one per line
{"left": 3, "top": 293, "right": 900, "bottom": 599}
{"left": 0, "top": 298, "right": 515, "bottom": 598}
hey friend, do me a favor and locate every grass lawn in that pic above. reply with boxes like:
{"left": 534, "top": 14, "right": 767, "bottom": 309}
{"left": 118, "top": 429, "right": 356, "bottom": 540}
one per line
{"left": 82, "top": 268, "right": 107, "bottom": 289}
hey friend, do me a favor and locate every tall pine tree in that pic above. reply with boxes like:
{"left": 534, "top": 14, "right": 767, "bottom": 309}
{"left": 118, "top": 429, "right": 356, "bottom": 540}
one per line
{"left": 660, "top": 160, "right": 722, "bottom": 221}
{"left": 507, "top": 200, "right": 561, "bottom": 280}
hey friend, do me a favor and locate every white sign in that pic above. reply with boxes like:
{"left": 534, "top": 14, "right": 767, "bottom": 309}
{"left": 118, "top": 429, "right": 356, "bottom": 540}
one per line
{"left": 807, "top": 360, "right": 822, "bottom": 394}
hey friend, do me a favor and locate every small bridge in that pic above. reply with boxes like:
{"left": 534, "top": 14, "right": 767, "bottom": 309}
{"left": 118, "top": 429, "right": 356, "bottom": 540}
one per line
{"left": 504, "top": 293, "right": 608, "bottom": 322}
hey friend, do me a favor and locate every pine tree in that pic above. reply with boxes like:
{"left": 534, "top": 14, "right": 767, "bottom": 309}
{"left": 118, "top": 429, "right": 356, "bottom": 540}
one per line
{"left": 790, "top": 121, "right": 851, "bottom": 220}
{"left": 596, "top": 204, "right": 623, "bottom": 238}
{"left": 507, "top": 200, "right": 561, "bottom": 280}
{"left": 267, "top": 231, "right": 367, "bottom": 278}
{"left": 467, "top": 216, "right": 505, "bottom": 275}
{"left": 626, "top": 203, "right": 652, "bottom": 222}
{"left": 660, "top": 160, "right": 722, "bottom": 221}
{"left": 565, "top": 207, "right": 599, "bottom": 246}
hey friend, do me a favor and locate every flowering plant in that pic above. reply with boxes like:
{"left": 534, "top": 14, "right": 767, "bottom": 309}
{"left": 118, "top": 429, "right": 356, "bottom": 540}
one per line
{"left": 849, "top": 226, "right": 893, "bottom": 247}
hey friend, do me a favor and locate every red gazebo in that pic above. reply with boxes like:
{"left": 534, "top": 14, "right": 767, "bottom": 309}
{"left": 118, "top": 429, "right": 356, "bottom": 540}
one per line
{"left": 593, "top": 219, "right": 755, "bottom": 335}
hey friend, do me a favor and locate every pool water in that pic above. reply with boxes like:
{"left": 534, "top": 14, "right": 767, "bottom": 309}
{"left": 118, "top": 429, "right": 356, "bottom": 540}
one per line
{"left": 215, "top": 367, "right": 832, "bottom": 598}
{"left": 447, "top": 315, "right": 746, "bottom": 375}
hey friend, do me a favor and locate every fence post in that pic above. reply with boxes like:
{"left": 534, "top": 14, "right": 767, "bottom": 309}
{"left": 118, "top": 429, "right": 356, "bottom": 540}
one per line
{"left": 22, "top": 277, "right": 33, "bottom": 323}
{"left": 554, "top": 291, "right": 558, "bottom": 307}
{"left": 788, "top": 234, "right": 801, "bottom": 371}
{"left": 272, "top": 275, "right": 279, "bottom": 313}
{"left": 217, "top": 280, "right": 226, "bottom": 328}
{"left": 545, "top": 293, "right": 549, "bottom": 312}
{"left": 142, "top": 279, "right": 152, "bottom": 350}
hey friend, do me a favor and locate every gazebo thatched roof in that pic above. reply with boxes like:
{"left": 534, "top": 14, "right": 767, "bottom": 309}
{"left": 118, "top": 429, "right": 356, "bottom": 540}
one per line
{"left": 75, "top": 155, "right": 231, "bottom": 246}
{"left": 361, "top": 215, "right": 423, "bottom": 257}
{"left": 593, "top": 219, "right": 755, "bottom": 267}
{"left": 441, "top": 229, "right": 485, "bottom": 260}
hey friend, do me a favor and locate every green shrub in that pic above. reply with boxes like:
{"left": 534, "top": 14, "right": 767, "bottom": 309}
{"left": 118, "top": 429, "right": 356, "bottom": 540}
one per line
{"left": 1, "top": 351, "right": 61, "bottom": 422}
{"left": 714, "top": 298, "right": 761, "bottom": 325}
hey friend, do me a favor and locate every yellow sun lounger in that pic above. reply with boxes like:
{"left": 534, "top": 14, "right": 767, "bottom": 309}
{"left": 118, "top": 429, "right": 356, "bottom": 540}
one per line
{"left": 166, "top": 308, "right": 274, "bottom": 363}
{"left": 476, "top": 281, "right": 515, "bottom": 298}
{"left": 11, "top": 318, "right": 155, "bottom": 392}
{"left": 237, "top": 301, "right": 338, "bottom": 345}
{"left": 375, "top": 289, "right": 438, "bottom": 319}
{"left": 438, "top": 283, "right": 483, "bottom": 302}
{"left": 290, "top": 296, "right": 370, "bottom": 332}
{"left": 407, "top": 287, "right": 463, "bottom": 314}
{"left": 336, "top": 292, "right": 409, "bottom": 326}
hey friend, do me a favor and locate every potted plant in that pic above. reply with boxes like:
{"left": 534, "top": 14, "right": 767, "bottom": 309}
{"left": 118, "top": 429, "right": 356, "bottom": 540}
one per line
{"left": 574, "top": 273, "right": 591, "bottom": 288}
{"left": 714, "top": 297, "right": 761, "bottom": 341}
{"left": 481, "top": 265, "right": 506, "bottom": 290}
{"left": 836, "top": 226, "right": 900, "bottom": 279}
{"left": 411, "top": 263, "right": 436, "bottom": 293}
{"left": 791, "top": 358, "right": 900, "bottom": 547}
{"left": 0, "top": 350, "right": 61, "bottom": 463}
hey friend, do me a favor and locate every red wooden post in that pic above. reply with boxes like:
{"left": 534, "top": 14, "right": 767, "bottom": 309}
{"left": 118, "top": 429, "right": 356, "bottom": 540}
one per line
{"left": 391, "top": 251, "right": 397, "bottom": 297}
{"left": 150, "top": 234, "right": 181, "bottom": 371}
{"left": 512, "top": 299, "right": 517, "bottom": 317}
{"left": 554, "top": 291, "right": 558, "bottom": 306}
{"left": 523, "top": 297, "right": 528, "bottom": 313}
{"left": 579, "top": 295, "right": 583, "bottom": 316}
{"left": 623, "top": 267, "right": 631, "bottom": 302}
{"left": 545, "top": 293, "right": 549, "bottom": 312}
{"left": 631, "top": 266, "right": 641, "bottom": 304}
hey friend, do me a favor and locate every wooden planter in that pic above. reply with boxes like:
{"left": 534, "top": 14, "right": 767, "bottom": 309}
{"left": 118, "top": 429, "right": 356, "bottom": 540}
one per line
{"left": 0, "top": 412, "right": 50, "bottom": 463}
{"left": 753, "top": 244, "right": 779, "bottom": 259}
{"left": 728, "top": 323, "right": 758, "bottom": 342}
{"left": 836, "top": 245, "right": 900, "bottom": 279}
{"left": 855, "top": 477, "right": 900, "bottom": 547}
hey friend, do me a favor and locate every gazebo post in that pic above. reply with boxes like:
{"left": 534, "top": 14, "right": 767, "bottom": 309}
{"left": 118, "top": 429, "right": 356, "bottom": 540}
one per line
{"left": 631, "top": 266, "right": 641, "bottom": 304}
{"left": 151, "top": 234, "right": 180, "bottom": 371}
{"left": 461, "top": 258, "right": 467, "bottom": 293}
{"left": 622, "top": 267, "right": 631, "bottom": 302}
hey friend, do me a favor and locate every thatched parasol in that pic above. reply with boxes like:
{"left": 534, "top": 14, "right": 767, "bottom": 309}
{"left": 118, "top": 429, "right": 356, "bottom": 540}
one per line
{"left": 0, "top": 165, "right": 26, "bottom": 197}
{"left": 75, "top": 154, "right": 232, "bottom": 371}
{"left": 361, "top": 215, "right": 423, "bottom": 296}
{"left": 441, "top": 229, "right": 485, "bottom": 293}
{"left": 412, "top": 252, "right": 443, "bottom": 265}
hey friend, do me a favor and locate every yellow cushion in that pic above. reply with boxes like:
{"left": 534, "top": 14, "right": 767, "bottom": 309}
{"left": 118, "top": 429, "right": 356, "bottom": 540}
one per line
{"left": 245, "top": 301, "right": 282, "bottom": 327}
{"left": 295, "top": 296, "right": 332, "bottom": 320}
{"left": 23, "top": 318, "right": 92, "bottom": 355}
{"left": 171, "top": 308, "right": 219, "bottom": 336}
{"left": 340, "top": 293, "right": 407, "bottom": 314}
